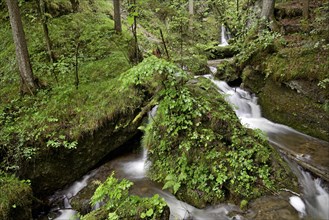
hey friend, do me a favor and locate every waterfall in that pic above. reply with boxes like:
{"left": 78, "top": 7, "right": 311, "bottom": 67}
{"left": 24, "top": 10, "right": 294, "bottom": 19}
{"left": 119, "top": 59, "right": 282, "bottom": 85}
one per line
{"left": 219, "top": 25, "right": 229, "bottom": 46}
{"left": 52, "top": 170, "right": 97, "bottom": 220}
{"left": 204, "top": 74, "right": 329, "bottom": 220}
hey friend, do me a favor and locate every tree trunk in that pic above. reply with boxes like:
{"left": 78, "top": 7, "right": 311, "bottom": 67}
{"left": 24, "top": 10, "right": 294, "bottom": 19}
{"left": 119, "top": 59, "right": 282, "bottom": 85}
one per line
{"left": 188, "top": 0, "right": 194, "bottom": 15}
{"left": 261, "top": 0, "right": 280, "bottom": 31}
{"left": 36, "top": 0, "right": 55, "bottom": 63}
{"left": 261, "top": 0, "right": 275, "bottom": 20}
{"left": 302, "top": 0, "right": 309, "bottom": 19}
{"left": 113, "top": 0, "right": 122, "bottom": 33}
{"left": 5, "top": 0, "right": 38, "bottom": 95}
{"left": 188, "top": 0, "right": 194, "bottom": 31}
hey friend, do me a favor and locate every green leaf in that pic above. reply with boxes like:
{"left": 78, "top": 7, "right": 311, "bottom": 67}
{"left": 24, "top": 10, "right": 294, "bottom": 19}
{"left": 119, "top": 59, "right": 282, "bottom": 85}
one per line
{"left": 146, "top": 208, "right": 154, "bottom": 217}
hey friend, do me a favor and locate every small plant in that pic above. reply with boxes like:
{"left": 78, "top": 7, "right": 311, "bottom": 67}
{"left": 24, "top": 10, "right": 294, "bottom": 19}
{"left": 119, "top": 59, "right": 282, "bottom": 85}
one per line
{"left": 86, "top": 172, "right": 167, "bottom": 220}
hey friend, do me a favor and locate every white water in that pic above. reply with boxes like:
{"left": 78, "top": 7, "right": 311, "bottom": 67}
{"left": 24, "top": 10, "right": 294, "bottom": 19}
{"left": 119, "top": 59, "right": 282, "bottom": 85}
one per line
{"left": 219, "top": 25, "right": 229, "bottom": 46}
{"left": 52, "top": 170, "right": 97, "bottom": 220}
{"left": 204, "top": 74, "right": 329, "bottom": 219}
{"left": 45, "top": 73, "right": 329, "bottom": 220}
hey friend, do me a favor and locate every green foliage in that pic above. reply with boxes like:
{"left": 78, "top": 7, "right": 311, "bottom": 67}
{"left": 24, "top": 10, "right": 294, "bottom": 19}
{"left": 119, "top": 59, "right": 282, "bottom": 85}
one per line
{"left": 120, "top": 55, "right": 187, "bottom": 92}
{"left": 237, "top": 26, "right": 282, "bottom": 67}
{"left": 0, "top": 173, "right": 32, "bottom": 220}
{"left": 122, "top": 57, "right": 290, "bottom": 207}
{"left": 85, "top": 172, "right": 167, "bottom": 220}
{"left": 0, "top": 0, "right": 137, "bottom": 173}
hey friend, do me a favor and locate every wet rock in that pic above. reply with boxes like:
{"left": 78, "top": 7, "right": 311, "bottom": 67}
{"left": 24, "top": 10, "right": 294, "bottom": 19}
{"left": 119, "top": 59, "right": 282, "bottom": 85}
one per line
{"left": 256, "top": 79, "right": 329, "bottom": 142}
{"left": 284, "top": 79, "right": 327, "bottom": 103}
{"left": 19, "top": 110, "right": 142, "bottom": 199}
{"left": 246, "top": 192, "right": 299, "bottom": 220}
{"left": 206, "top": 45, "right": 239, "bottom": 59}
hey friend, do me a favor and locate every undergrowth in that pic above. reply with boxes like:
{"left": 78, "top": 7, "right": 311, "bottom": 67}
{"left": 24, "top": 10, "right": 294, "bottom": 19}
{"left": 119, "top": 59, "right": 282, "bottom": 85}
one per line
{"left": 82, "top": 172, "right": 168, "bottom": 220}
{"left": 122, "top": 56, "right": 295, "bottom": 208}
{"left": 0, "top": 0, "right": 136, "bottom": 173}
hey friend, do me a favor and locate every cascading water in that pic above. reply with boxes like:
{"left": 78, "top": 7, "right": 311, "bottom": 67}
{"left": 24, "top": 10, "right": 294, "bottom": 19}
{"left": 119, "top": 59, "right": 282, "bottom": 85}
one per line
{"left": 204, "top": 74, "right": 329, "bottom": 220}
{"left": 42, "top": 74, "right": 329, "bottom": 220}
{"left": 48, "top": 170, "right": 97, "bottom": 220}
{"left": 219, "top": 25, "right": 229, "bottom": 46}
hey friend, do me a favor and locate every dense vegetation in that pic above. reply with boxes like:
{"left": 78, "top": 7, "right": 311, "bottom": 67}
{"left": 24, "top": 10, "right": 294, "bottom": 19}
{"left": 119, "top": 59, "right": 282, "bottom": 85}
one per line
{"left": 0, "top": 0, "right": 328, "bottom": 219}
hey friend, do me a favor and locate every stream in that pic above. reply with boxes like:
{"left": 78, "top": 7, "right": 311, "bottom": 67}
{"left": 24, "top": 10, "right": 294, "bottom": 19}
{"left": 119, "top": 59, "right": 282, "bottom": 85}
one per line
{"left": 40, "top": 74, "right": 329, "bottom": 220}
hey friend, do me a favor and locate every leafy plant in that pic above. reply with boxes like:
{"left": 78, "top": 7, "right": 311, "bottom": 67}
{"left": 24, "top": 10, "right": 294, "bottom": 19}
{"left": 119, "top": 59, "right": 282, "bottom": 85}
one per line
{"left": 85, "top": 172, "right": 167, "bottom": 220}
{"left": 122, "top": 56, "right": 291, "bottom": 208}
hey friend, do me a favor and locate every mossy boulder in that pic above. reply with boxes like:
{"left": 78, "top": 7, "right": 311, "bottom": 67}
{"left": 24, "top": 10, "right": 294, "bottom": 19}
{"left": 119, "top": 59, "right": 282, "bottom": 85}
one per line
{"left": 206, "top": 45, "right": 239, "bottom": 59}
{"left": 180, "top": 55, "right": 211, "bottom": 75}
{"left": 275, "top": 3, "right": 303, "bottom": 19}
{"left": 0, "top": 175, "right": 33, "bottom": 220}
{"left": 144, "top": 77, "right": 298, "bottom": 208}
{"left": 215, "top": 58, "right": 240, "bottom": 82}
{"left": 18, "top": 109, "right": 142, "bottom": 198}
{"left": 80, "top": 174, "right": 170, "bottom": 220}
{"left": 257, "top": 79, "right": 329, "bottom": 142}
{"left": 242, "top": 45, "right": 329, "bottom": 141}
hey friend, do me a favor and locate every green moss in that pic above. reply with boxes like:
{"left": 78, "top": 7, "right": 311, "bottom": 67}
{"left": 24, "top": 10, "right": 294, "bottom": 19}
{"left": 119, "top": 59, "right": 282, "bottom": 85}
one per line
{"left": 265, "top": 47, "right": 329, "bottom": 82}
{"left": 0, "top": 174, "right": 32, "bottom": 220}
{"left": 215, "top": 59, "right": 239, "bottom": 82}
{"left": 205, "top": 45, "right": 239, "bottom": 59}
{"left": 143, "top": 74, "right": 297, "bottom": 208}
{"left": 258, "top": 79, "right": 329, "bottom": 141}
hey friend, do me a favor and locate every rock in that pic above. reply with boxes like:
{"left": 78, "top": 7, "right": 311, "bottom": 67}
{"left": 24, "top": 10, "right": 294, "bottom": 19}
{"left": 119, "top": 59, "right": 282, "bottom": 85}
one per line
{"left": 19, "top": 110, "right": 142, "bottom": 199}
{"left": 246, "top": 192, "right": 300, "bottom": 220}
{"left": 206, "top": 45, "right": 238, "bottom": 59}
{"left": 284, "top": 79, "right": 327, "bottom": 103}
{"left": 275, "top": 3, "right": 303, "bottom": 19}
{"left": 256, "top": 79, "right": 329, "bottom": 142}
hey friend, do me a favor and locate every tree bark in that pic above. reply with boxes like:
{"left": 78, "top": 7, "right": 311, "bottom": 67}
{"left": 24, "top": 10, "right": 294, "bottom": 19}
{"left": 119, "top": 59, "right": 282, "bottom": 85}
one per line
{"left": 261, "top": 0, "right": 275, "bottom": 20}
{"left": 261, "top": 0, "right": 280, "bottom": 31}
{"left": 5, "top": 0, "right": 38, "bottom": 94}
{"left": 113, "top": 0, "right": 122, "bottom": 33}
{"left": 302, "top": 0, "right": 309, "bottom": 20}
{"left": 36, "top": 0, "right": 55, "bottom": 63}
{"left": 188, "top": 0, "right": 194, "bottom": 31}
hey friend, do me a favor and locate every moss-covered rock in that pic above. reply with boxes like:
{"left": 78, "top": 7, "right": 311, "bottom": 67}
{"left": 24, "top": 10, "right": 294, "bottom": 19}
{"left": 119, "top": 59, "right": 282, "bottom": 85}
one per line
{"left": 81, "top": 174, "right": 170, "bottom": 220}
{"left": 258, "top": 78, "right": 329, "bottom": 142}
{"left": 144, "top": 76, "right": 298, "bottom": 208}
{"left": 215, "top": 58, "right": 239, "bottom": 82}
{"left": 0, "top": 174, "right": 33, "bottom": 220}
{"left": 18, "top": 108, "right": 143, "bottom": 198}
{"left": 242, "top": 45, "right": 329, "bottom": 141}
{"left": 206, "top": 45, "right": 239, "bottom": 59}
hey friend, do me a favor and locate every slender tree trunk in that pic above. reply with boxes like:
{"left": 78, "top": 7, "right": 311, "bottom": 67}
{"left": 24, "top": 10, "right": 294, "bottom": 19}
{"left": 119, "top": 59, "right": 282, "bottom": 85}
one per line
{"left": 159, "top": 28, "right": 170, "bottom": 60}
{"left": 303, "top": 0, "right": 309, "bottom": 20}
{"left": 113, "top": 0, "right": 122, "bottom": 33}
{"left": 261, "top": 0, "right": 275, "bottom": 20}
{"left": 188, "top": 0, "right": 194, "bottom": 31}
{"left": 128, "top": 0, "right": 139, "bottom": 63}
{"left": 36, "top": 0, "right": 55, "bottom": 63}
{"left": 75, "top": 42, "right": 79, "bottom": 89}
{"left": 261, "top": 0, "right": 280, "bottom": 31}
{"left": 6, "top": 0, "right": 38, "bottom": 94}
